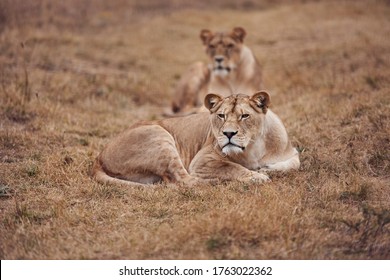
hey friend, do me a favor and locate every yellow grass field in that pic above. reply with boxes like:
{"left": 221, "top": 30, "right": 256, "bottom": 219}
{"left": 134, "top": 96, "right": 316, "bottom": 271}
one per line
{"left": 0, "top": 0, "right": 389, "bottom": 259}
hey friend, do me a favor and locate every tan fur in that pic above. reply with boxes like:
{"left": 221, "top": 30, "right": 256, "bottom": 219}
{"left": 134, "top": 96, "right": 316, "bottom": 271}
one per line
{"left": 92, "top": 92, "right": 299, "bottom": 187}
{"left": 168, "top": 27, "right": 262, "bottom": 116}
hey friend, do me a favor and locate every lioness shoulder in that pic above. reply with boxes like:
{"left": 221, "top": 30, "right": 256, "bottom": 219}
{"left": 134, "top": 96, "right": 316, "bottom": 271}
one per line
{"left": 92, "top": 91, "right": 299, "bottom": 187}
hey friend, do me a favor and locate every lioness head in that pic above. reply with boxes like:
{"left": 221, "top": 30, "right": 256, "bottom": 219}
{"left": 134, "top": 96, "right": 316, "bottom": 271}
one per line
{"left": 205, "top": 92, "right": 270, "bottom": 156}
{"left": 200, "top": 27, "right": 246, "bottom": 77}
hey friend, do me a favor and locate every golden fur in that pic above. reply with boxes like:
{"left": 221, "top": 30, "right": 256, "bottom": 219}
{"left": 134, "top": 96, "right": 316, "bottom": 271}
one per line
{"left": 169, "top": 27, "right": 262, "bottom": 116}
{"left": 92, "top": 92, "right": 299, "bottom": 187}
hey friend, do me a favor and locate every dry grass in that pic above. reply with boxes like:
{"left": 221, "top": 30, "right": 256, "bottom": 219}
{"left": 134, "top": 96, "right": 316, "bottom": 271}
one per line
{"left": 1, "top": 0, "right": 390, "bottom": 259}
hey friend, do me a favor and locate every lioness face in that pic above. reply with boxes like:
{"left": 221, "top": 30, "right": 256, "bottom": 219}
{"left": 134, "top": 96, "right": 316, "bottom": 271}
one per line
{"left": 204, "top": 92, "right": 270, "bottom": 156}
{"left": 200, "top": 27, "right": 246, "bottom": 77}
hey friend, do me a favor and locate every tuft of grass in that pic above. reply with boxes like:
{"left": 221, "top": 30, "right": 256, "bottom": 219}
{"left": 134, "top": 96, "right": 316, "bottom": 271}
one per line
{"left": 0, "top": 185, "right": 12, "bottom": 198}
{"left": 206, "top": 236, "right": 230, "bottom": 251}
{"left": 24, "top": 164, "right": 39, "bottom": 177}
{"left": 77, "top": 138, "right": 89, "bottom": 147}
{"left": 339, "top": 183, "right": 370, "bottom": 203}
{"left": 92, "top": 184, "right": 126, "bottom": 200}
{"left": 368, "top": 149, "right": 390, "bottom": 176}
{"left": 13, "top": 202, "right": 52, "bottom": 224}
{"left": 365, "top": 76, "right": 380, "bottom": 90}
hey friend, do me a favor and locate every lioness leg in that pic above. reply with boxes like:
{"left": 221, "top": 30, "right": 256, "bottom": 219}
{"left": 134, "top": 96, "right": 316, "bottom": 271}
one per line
{"left": 171, "top": 62, "right": 210, "bottom": 114}
{"left": 189, "top": 146, "right": 269, "bottom": 183}
{"left": 100, "top": 125, "right": 195, "bottom": 185}
{"left": 260, "top": 150, "right": 300, "bottom": 172}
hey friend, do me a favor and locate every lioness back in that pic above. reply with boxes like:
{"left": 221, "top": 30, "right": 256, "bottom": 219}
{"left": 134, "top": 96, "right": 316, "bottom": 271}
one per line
{"left": 158, "top": 113, "right": 212, "bottom": 169}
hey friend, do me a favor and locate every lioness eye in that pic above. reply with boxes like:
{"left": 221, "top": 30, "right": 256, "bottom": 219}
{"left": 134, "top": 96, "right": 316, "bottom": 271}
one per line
{"left": 227, "top": 44, "right": 235, "bottom": 48}
{"left": 209, "top": 44, "right": 215, "bottom": 49}
{"left": 241, "top": 114, "right": 250, "bottom": 119}
{"left": 217, "top": 114, "right": 225, "bottom": 119}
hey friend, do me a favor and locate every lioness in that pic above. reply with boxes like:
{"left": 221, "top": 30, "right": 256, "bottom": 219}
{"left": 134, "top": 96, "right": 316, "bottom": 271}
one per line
{"left": 169, "top": 27, "right": 262, "bottom": 116}
{"left": 92, "top": 92, "right": 299, "bottom": 187}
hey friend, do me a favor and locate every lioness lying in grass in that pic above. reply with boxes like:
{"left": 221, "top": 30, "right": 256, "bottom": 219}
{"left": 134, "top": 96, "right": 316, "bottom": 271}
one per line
{"left": 93, "top": 91, "right": 299, "bottom": 186}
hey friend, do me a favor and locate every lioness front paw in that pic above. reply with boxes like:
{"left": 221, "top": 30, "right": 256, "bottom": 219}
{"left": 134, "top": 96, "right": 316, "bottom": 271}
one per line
{"left": 250, "top": 172, "right": 270, "bottom": 183}
{"left": 183, "top": 176, "right": 200, "bottom": 187}
{"left": 256, "top": 173, "right": 271, "bottom": 183}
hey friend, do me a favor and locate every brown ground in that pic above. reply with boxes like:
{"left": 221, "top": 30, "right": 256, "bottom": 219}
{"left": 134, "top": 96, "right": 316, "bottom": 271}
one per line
{"left": 0, "top": 0, "right": 389, "bottom": 259}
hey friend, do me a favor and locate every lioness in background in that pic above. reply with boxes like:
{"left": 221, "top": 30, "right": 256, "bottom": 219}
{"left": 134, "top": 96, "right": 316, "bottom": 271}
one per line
{"left": 168, "top": 27, "right": 262, "bottom": 116}
{"left": 92, "top": 91, "right": 299, "bottom": 187}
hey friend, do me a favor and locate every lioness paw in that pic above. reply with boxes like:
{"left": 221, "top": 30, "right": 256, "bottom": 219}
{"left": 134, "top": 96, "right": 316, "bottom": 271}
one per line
{"left": 183, "top": 177, "right": 201, "bottom": 187}
{"left": 251, "top": 172, "right": 270, "bottom": 183}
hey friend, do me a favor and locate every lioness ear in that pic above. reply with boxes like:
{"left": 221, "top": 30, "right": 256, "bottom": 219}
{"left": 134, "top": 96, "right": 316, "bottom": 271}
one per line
{"left": 250, "top": 91, "right": 270, "bottom": 113}
{"left": 231, "top": 27, "right": 246, "bottom": 43}
{"left": 204, "top": 93, "right": 223, "bottom": 112}
{"left": 200, "top": 29, "right": 213, "bottom": 45}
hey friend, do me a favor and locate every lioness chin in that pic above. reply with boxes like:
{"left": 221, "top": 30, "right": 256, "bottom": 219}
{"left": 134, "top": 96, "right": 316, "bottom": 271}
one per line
{"left": 92, "top": 91, "right": 299, "bottom": 187}
{"left": 168, "top": 27, "right": 262, "bottom": 116}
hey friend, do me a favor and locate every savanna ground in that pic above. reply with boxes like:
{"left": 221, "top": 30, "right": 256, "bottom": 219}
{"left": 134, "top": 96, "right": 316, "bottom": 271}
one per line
{"left": 0, "top": 0, "right": 389, "bottom": 259}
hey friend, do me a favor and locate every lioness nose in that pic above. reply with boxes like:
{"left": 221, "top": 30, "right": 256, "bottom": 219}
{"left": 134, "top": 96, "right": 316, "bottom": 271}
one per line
{"left": 223, "top": 131, "right": 238, "bottom": 139}
{"left": 215, "top": 57, "right": 224, "bottom": 63}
